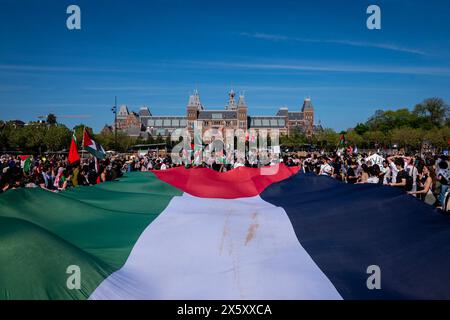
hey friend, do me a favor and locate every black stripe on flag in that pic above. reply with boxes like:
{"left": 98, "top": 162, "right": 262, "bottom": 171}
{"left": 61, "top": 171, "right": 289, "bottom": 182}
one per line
{"left": 261, "top": 173, "right": 450, "bottom": 299}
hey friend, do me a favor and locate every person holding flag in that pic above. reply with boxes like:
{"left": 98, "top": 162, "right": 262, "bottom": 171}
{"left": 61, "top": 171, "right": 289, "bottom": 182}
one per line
{"left": 339, "top": 132, "right": 346, "bottom": 147}
{"left": 18, "top": 155, "right": 32, "bottom": 174}
{"left": 82, "top": 128, "right": 106, "bottom": 184}
{"left": 67, "top": 131, "right": 81, "bottom": 186}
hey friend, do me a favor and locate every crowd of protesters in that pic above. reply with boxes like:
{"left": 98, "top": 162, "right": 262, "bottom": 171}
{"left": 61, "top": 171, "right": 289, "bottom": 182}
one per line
{"left": 0, "top": 150, "right": 277, "bottom": 193}
{"left": 1, "top": 148, "right": 449, "bottom": 210}
{"left": 296, "top": 148, "right": 450, "bottom": 210}
{"left": 0, "top": 154, "right": 126, "bottom": 193}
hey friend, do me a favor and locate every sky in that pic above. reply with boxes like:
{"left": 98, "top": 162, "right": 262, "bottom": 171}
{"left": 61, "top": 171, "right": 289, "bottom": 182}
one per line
{"left": 0, "top": 0, "right": 449, "bottom": 132}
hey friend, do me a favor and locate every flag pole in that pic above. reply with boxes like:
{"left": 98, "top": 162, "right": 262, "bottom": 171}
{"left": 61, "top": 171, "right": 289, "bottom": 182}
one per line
{"left": 114, "top": 96, "right": 118, "bottom": 151}
{"left": 81, "top": 126, "right": 85, "bottom": 161}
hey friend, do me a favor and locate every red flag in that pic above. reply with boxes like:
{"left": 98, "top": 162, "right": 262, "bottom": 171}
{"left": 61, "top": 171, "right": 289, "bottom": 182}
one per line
{"left": 68, "top": 134, "right": 80, "bottom": 164}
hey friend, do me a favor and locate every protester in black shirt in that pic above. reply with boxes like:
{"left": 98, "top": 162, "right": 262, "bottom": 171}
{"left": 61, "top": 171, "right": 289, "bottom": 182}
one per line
{"left": 390, "top": 158, "right": 412, "bottom": 191}
{"left": 346, "top": 162, "right": 358, "bottom": 184}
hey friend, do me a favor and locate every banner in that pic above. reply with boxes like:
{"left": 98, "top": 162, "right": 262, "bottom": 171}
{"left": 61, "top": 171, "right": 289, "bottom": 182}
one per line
{"left": 366, "top": 153, "right": 384, "bottom": 166}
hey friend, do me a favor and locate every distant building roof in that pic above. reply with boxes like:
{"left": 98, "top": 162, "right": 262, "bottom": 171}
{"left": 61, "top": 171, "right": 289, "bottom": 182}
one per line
{"left": 276, "top": 108, "right": 289, "bottom": 116}
{"left": 226, "top": 90, "right": 237, "bottom": 110}
{"left": 198, "top": 110, "right": 237, "bottom": 120}
{"left": 138, "top": 106, "right": 152, "bottom": 117}
{"left": 237, "top": 94, "right": 247, "bottom": 109}
{"left": 148, "top": 116, "right": 187, "bottom": 119}
{"left": 249, "top": 116, "right": 286, "bottom": 128}
{"left": 187, "top": 90, "right": 203, "bottom": 110}
{"left": 146, "top": 116, "right": 187, "bottom": 128}
{"left": 301, "top": 97, "right": 313, "bottom": 111}
{"left": 117, "top": 105, "right": 130, "bottom": 118}
{"left": 288, "top": 112, "right": 304, "bottom": 120}
{"left": 101, "top": 125, "right": 113, "bottom": 134}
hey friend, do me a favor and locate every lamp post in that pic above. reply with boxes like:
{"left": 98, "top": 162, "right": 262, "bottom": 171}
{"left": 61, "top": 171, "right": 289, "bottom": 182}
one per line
{"left": 111, "top": 96, "right": 118, "bottom": 151}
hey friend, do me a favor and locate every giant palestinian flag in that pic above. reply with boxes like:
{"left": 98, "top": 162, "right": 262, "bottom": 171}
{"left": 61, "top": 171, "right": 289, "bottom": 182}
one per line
{"left": 1, "top": 165, "right": 450, "bottom": 300}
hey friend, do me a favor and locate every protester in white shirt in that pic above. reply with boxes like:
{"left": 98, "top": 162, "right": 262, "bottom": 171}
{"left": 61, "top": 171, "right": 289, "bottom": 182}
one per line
{"left": 366, "top": 164, "right": 381, "bottom": 184}
{"left": 233, "top": 158, "right": 245, "bottom": 169}
{"left": 405, "top": 158, "right": 419, "bottom": 192}
{"left": 387, "top": 157, "right": 399, "bottom": 183}
{"left": 319, "top": 158, "right": 334, "bottom": 176}
{"left": 381, "top": 160, "right": 391, "bottom": 185}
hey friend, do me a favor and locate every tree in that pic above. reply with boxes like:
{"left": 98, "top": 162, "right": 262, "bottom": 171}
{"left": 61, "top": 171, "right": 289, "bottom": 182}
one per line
{"left": 95, "top": 131, "right": 134, "bottom": 152}
{"left": 346, "top": 130, "right": 364, "bottom": 147}
{"left": 363, "top": 131, "right": 386, "bottom": 148}
{"left": 115, "top": 132, "right": 134, "bottom": 152}
{"left": 424, "top": 127, "right": 450, "bottom": 151}
{"left": 280, "top": 134, "right": 290, "bottom": 146}
{"left": 366, "top": 108, "right": 420, "bottom": 132}
{"left": 73, "top": 124, "right": 94, "bottom": 144}
{"left": 313, "top": 128, "right": 339, "bottom": 149}
{"left": 135, "top": 136, "right": 145, "bottom": 145}
{"left": 7, "top": 125, "right": 27, "bottom": 150}
{"left": 44, "top": 125, "right": 71, "bottom": 151}
{"left": 165, "top": 135, "right": 172, "bottom": 148}
{"left": 95, "top": 132, "right": 115, "bottom": 151}
{"left": 413, "top": 97, "right": 449, "bottom": 127}
{"left": 146, "top": 135, "right": 155, "bottom": 144}
{"left": 22, "top": 123, "right": 47, "bottom": 152}
{"left": 366, "top": 109, "right": 386, "bottom": 131}
{"left": 0, "top": 123, "right": 7, "bottom": 151}
{"left": 46, "top": 113, "right": 57, "bottom": 125}
{"left": 391, "top": 127, "right": 423, "bottom": 152}
{"left": 280, "top": 127, "right": 308, "bottom": 147}
{"left": 354, "top": 123, "right": 369, "bottom": 136}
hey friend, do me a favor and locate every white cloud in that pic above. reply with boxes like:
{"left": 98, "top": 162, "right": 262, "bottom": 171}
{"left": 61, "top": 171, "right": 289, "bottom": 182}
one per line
{"left": 240, "top": 32, "right": 429, "bottom": 56}
{"left": 189, "top": 60, "right": 450, "bottom": 76}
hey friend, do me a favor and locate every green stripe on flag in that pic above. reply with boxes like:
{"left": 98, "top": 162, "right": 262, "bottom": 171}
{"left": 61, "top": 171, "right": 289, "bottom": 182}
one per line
{"left": 0, "top": 172, "right": 182, "bottom": 300}
{"left": 23, "top": 157, "right": 31, "bottom": 173}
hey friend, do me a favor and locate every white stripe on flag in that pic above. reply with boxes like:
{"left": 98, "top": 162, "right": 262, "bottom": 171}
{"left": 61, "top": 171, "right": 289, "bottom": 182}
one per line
{"left": 90, "top": 194, "right": 342, "bottom": 300}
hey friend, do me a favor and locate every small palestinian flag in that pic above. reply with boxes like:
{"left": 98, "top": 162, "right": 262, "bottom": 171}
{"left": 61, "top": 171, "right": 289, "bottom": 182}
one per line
{"left": 83, "top": 129, "right": 106, "bottom": 159}
{"left": 339, "top": 133, "right": 346, "bottom": 146}
{"left": 18, "top": 155, "right": 32, "bottom": 173}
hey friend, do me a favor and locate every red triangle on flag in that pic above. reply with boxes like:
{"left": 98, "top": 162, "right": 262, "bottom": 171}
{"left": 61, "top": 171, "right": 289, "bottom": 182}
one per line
{"left": 18, "top": 155, "right": 31, "bottom": 161}
{"left": 83, "top": 129, "right": 93, "bottom": 148}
